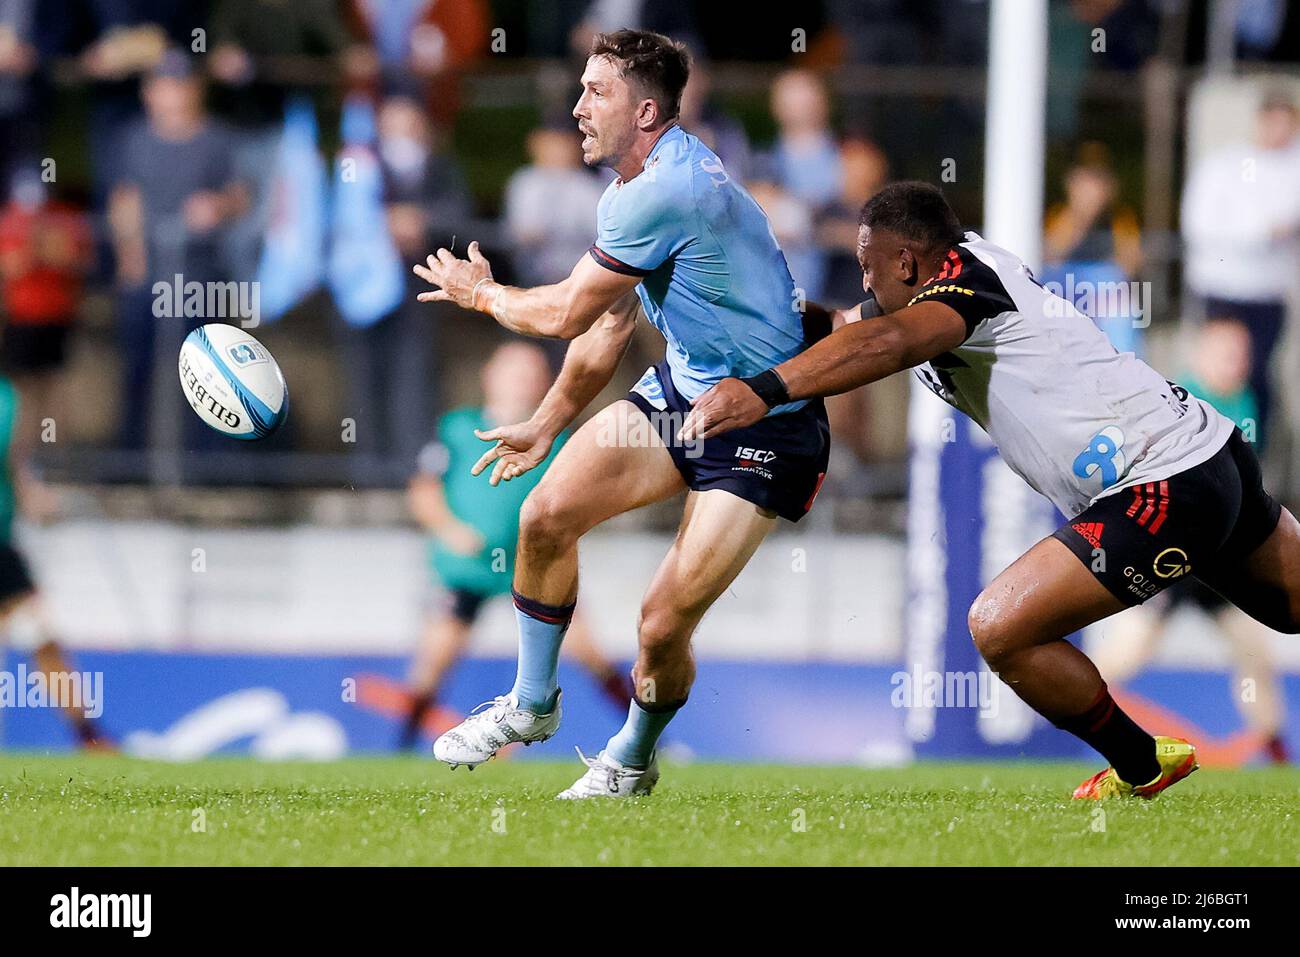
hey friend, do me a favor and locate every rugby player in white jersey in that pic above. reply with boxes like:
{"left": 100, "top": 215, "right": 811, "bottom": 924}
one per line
{"left": 685, "top": 181, "right": 1300, "bottom": 799}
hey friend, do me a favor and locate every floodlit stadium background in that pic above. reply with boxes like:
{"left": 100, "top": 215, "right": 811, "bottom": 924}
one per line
{"left": 1, "top": 0, "right": 1299, "bottom": 763}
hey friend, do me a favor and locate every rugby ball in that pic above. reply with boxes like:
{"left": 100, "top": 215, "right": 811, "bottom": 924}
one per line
{"left": 178, "top": 324, "right": 288, "bottom": 440}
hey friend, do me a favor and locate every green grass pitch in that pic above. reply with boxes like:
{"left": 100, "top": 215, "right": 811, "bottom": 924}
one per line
{"left": 1, "top": 754, "right": 1297, "bottom": 866}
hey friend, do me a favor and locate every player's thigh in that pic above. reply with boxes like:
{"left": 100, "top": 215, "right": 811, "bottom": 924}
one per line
{"left": 641, "top": 487, "right": 777, "bottom": 627}
{"left": 523, "top": 399, "right": 685, "bottom": 536}
{"left": 1198, "top": 507, "right": 1300, "bottom": 634}
{"left": 969, "top": 536, "right": 1127, "bottom": 663}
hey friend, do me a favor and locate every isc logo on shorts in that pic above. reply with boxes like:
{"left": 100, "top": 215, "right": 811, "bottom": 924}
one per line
{"left": 735, "top": 447, "right": 776, "bottom": 463}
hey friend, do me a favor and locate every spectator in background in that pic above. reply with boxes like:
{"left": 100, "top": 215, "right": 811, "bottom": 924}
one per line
{"left": 108, "top": 51, "right": 248, "bottom": 450}
{"left": 380, "top": 94, "right": 473, "bottom": 246}
{"left": 677, "top": 58, "right": 752, "bottom": 181}
{"left": 1182, "top": 89, "right": 1300, "bottom": 450}
{"left": 503, "top": 120, "right": 606, "bottom": 288}
{"left": 0, "top": 0, "right": 56, "bottom": 196}
{"left": 569, "top": 0, "right": 702, "bottom": 59}
{"left": 0, "top": 170, "right": 91, "bottom": 473}
{"left": 1234, "top": 0, "right": 1290, "bottom": 61}
{"left": 345, "top": 0, "right": 489, "bottom": 129}
{"left": 335, "top": 92, "right": 472, "bottom": 477}
{"left": 209, "top": 0, "right": 359, "bottom": 128}
{"left": 1043, "top": 143, "right": 1144, "bottom": 354}
{"left": 1048, "top": 1, "right": 1159, "bottom": 141}
{"left": 815, "top": 136, "right": 890, "bottom": 474}
{"left": 1044, "top": 145, "right": 1142, "bottom": 277}
{"left": 500, "top": 119, "right": 607, "bottom": 371}
{"left": 823, "top": 0, "right": 923, "bottom": 67}
{"left": 67, "top": 1, "right": 189, "bottom": 209}
{"left": 818, "top": 136, "right": 890, "bottom": 307}
{"left": 752, "top": 69, "right": 841, "bottom": 301}
{"left": 208, "top": 0, "right": 362, "bottom": 281}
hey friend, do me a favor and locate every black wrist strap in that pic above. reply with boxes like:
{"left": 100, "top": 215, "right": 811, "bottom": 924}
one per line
{"left": 740, "top": 369, "right": 791, "bottom": 408}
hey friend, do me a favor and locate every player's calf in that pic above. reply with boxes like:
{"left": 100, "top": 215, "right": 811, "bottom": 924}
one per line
{"left": 967, "top": 537, "right": 1173, "bottom": 791}
{"left": 634, "top": 600, "right": 699, "bottom": 704}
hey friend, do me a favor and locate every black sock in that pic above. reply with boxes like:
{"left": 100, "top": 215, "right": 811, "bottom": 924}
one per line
{"left": 399, "top": 693, "right": 436, "bottom": 750}
{"left": 1054, "top": 686, "right": 1160, "bottom": 785}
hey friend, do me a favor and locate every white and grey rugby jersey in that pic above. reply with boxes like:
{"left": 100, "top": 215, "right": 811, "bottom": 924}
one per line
{"left": 901, "top": 231, "right": 1234, "bottom": 518}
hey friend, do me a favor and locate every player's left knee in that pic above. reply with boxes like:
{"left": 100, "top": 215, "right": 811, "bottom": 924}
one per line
{"left": 967, "top": 593, "right": 1020, "bottom": 668}
{"left": 636, "top": 602, "right": 694, "bottom": 658}
{"left": 517, "top": 488, "right": 578, "bottom": 550}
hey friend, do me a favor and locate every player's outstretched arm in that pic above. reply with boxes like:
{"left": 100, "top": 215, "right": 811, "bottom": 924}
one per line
{"left": 413, "top": 242, "right": 641, "bottom": 340}
{"left": 472, "top": 293, "right": 640, "bottom": 485}
{"left": 680, "top": 300, "right": 967, "bottom": 441}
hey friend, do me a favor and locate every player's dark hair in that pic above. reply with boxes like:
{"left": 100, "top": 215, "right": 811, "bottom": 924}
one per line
{"left": 589, "top": 29, "right": 691, "bottom": 122}
{"left": 859, "top": 182, "right": 964, "bottom": 255}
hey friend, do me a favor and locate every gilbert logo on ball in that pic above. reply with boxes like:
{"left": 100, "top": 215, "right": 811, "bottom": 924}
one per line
{"left": 178, "top": 324, "right": 288, "bottom": 440}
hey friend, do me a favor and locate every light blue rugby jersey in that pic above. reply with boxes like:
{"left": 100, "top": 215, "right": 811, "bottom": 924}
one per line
{"left": 588, "top": 124, "right": 808, "bottom": 413}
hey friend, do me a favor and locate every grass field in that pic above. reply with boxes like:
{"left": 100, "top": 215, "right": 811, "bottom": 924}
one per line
{"left": 1, "top": 754, "right": 1297, "bottom": 866}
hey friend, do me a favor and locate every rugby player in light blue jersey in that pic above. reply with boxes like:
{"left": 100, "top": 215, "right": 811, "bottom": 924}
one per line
{"left": 414, "top": 29, "right": 832, "bottom": 798}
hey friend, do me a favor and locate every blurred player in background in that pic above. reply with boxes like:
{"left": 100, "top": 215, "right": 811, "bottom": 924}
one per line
{"left": 398, "top": 342, "right": 631, "bottom": 750}
{"left": 1093, "top": 318, "right": 1289, "bottom": 763}
{"left": 0, "top": 374, "right": 110, "bottom": 749}
{"left": 0, "top": 170, "right": 91, "bottom": 475}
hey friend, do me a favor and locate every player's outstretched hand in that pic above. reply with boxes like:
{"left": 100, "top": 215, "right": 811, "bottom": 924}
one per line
{"left": 679, "top": 378, "right": 768, "bottom": 441}
{"left": 471, "top": 420, "right": 555, "bottom": 486}
{"left": 413, "top": 241, "right": 493, "bottom": 309}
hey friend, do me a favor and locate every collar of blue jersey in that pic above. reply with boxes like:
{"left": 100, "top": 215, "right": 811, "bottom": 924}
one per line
{"left": 642, "top": 123, "right": 683, "bottom": 170}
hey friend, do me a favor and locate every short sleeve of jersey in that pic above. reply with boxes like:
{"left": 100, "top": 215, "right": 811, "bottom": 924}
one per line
{"left": 589, "top": 176, "right": 685, "bottom": 277}
{"left": 907, "top": 248, "right": 1015, "bottom": 340}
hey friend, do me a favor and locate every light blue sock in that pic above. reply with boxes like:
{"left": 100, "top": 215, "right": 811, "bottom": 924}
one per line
{"left": 509, "top": 590, "right": 574, "bottom": 714}
{"left": 606, "top": 698, "right": 683, "bottom": 768}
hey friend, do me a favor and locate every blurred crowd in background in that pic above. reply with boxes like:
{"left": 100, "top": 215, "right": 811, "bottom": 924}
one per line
{"left": 1, "top": 0, "right": 1299, "bottom": 508}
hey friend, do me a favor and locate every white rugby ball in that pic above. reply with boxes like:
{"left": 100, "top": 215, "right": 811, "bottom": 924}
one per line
{"left": 178, "top": 324, "right": 288, "bottom": 440}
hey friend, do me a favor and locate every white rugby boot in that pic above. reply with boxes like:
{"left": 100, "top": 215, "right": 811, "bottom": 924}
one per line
{"left": 556, "top": 747, "right": 660, "bottom": 799}
{"left": 433, "top": 691, "right": 562, "bottom": 769}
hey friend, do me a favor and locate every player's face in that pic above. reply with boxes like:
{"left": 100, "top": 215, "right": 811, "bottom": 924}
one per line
{"left": 856, "top": 226, "right": 916, "bottom": 314}
{"left": 573, "top": 56, "right": 639, "bottom": 168}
